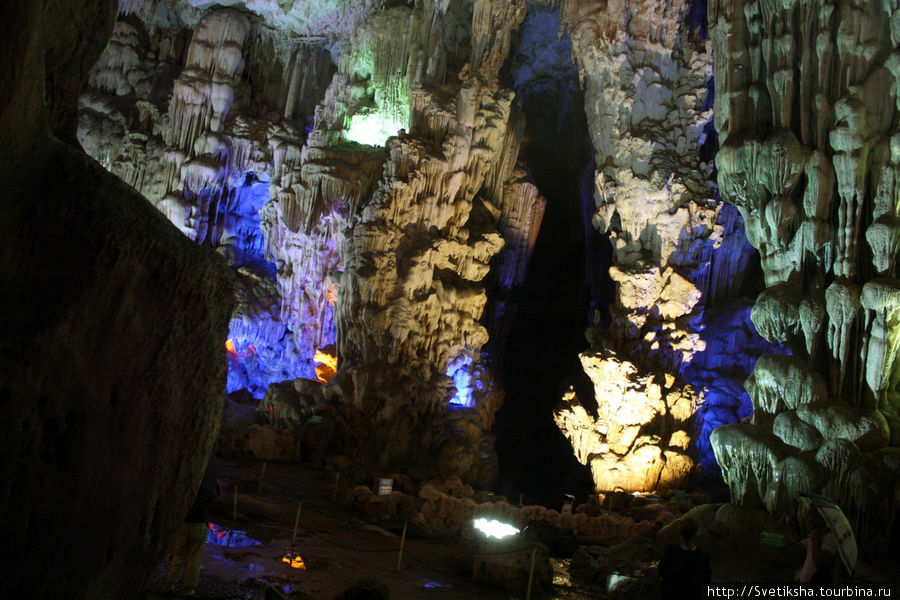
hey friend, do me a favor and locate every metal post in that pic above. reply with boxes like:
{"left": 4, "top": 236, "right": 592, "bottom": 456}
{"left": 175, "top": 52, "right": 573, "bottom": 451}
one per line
{"left": 525, "top": 545, "right": 537, "bottom": 600}
{"left": 228, "top": 485, "right": 238, "bottom": 546}
{"left": 291, "top": 501, "right": 303, "bottom": 548}
{"left": 258, "top": 461, "right": 267, "bottom": 494}
{"left": 395, "top": 521, "right": 408, "bottom": 573}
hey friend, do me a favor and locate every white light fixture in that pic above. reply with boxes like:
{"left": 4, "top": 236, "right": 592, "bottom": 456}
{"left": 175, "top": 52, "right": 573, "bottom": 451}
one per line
{"left": 473, "top": 517, "right": 520, "bottom": 539}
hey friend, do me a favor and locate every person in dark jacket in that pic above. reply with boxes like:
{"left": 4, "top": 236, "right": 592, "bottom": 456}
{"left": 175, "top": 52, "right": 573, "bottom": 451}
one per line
{"left": 659, "top": 517, "right": 712, "bottom": 600}
{"left": 164, "top": 459, "right": 221, "bottom": 596}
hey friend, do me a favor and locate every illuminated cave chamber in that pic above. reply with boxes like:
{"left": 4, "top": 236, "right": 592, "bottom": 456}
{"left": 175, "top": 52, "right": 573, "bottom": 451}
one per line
{"left": 74, "top": 0, "right": 900, "bottom": 546}
{"left": 78, "top": 0, "right": 542, "bottom": 488}
{"left": 10, "top": 0, "right": 900, "bottom": 598}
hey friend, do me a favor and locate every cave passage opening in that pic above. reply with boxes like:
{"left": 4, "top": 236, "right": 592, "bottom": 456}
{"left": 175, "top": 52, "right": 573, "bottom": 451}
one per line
{"left": 491, "top": 6, "right": 602, "bottom": 507}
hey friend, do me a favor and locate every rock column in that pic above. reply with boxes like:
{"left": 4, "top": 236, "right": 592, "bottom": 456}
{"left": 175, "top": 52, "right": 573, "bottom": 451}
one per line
{"left": 709, "top": 0, "right": 900, "bottom": 545}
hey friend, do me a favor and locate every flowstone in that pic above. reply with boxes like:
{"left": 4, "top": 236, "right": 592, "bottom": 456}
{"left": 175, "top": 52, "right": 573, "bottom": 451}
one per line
{"left": 78, "top": 0, "right": 546, "bottom": 487}
{"left": 555, "top": 0, "right": 761, "bottom": 493}
{"left": 708, "top": 0, "right": 900, "bottom": 549}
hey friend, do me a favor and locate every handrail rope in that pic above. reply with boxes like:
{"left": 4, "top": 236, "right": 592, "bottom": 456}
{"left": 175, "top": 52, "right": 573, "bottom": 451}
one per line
{"left": 234, "top": 489, "right": 302, "bottom": 504}
{"left": 145, "top": 590, "right": 245, "bottom": 600}
{"left": 218, "top": 505, "right": 553, "bottom": 559}
{"left": 551, "top": 582, "right": 612, "bottom": 599}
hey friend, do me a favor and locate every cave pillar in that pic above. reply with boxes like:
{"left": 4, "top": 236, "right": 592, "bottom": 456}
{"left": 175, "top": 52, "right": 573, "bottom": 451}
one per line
{"left": 708, "top": 0, "right": 900, "bottom": 546}
{"left": 322, "top": 0, "right": 531, "bottom": 485}
{"left": 554, "top": 0, "right": 747, "bottom": 493}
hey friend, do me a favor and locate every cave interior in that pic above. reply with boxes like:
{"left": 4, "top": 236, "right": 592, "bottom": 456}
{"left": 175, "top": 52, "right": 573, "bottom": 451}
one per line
{"left": 2, "top": 0, "right": 900, "bottom": 598}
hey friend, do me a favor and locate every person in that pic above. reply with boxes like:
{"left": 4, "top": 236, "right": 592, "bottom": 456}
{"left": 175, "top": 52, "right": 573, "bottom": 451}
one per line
{"left": 798, "top": 505, "right": 838, "bottom": 585}
{"left": 164, "top": 459, "right": 221, "bottom": 596}
{"left": 659, "top": 516, "right": 712, "bottom": 600}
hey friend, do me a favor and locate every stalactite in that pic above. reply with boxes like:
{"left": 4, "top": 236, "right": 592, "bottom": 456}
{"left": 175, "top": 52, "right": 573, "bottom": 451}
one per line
{"left": 750, "top": 283, "right": 802, "bottom": 343}
{"left": 745, "top": 353, "right": 828, "bottom": 419}
{"left": 866, "top": 216, "right": 900, "bottom": 276}
{"left": 712, "top": 423, "right": 792, "bottom": 508}
{"left": 494, "top": 176, "right": 546, "bottom": 291}
{"left": 709, "top": 0, "right": 900, "bottom": 540}
{"left": 799, "top": 293, "right": 825, "bottom": 358}
{"left": 166, "top": 9, "right": 250, "bottom": 159}
{"left": 860, "top": 278, "right": 900, "bottom": 396}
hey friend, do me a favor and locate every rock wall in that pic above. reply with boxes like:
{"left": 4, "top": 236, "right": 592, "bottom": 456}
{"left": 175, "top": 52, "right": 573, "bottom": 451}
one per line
{"left": 554, "top": 0, "right": 761, "bottom": 493}
{"left": 0, "top": 1, "right": 235, "bottom": 599}
{"left": 77, "top": 0, "right": 549, "bottom": 487}
{"left": 79, "top": 6, "right": 336, "bottom": 397}
{"left": 708, "top": 0, "right": 900, "bottom": 546}
{"left": 328, "top": 0, "right": 538, "bottom": 485}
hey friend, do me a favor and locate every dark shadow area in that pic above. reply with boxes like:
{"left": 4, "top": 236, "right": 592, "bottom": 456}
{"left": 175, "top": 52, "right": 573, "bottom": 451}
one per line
{"left": 492, "top": 81, "right": 597, "bottom": 507}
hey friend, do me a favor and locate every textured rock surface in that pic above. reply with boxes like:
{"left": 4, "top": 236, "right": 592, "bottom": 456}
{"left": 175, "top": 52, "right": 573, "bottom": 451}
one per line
{"left": 77, "top": 0, "right": 544, "bottom": 487}
{"left": 1, "top": 2, "right": 234, "bottom": 599}
{"left": 709, "top": 0, "right": 900, "bottom": 547}
{"left": 329, "top": 0, "right": 533, "bottom": 484}
{"left": 68, "top": 0, "right": 900, "bottom": 547}
{"left": 80, "top": 0, "right": 770, "bottom": 499}
{"left": 554, "top": 0, "right": 763, "bottom": 493}
{"left": 555, "top": 349, "right": 696, "bottom": 493}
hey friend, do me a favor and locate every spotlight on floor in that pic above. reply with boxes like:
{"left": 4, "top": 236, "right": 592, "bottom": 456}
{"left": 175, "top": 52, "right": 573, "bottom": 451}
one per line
{"left": 473, "top": 517, "right": 520, "bottom": 539}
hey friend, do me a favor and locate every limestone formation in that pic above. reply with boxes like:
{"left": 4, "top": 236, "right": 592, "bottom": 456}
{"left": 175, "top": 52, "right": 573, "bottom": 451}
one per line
{"left": 329, "top": 0, "right": 534, "bottom": 484}
{"left": 77, "top": 0, "right": 544, "bottom": 488}
{"left": 555, "top": 0, "right": 760, "bottom": 493}
{"left": 12, "top": 0, "right": 900, "bottom": 596}
{"left": 65, "top": 0, "right": 900, "bottom": 548}
{"left": 709, "top": 0, "right": 900, "bottom": 545}
{"left": 555, "top": 349, "right": 696, "bottom": 493}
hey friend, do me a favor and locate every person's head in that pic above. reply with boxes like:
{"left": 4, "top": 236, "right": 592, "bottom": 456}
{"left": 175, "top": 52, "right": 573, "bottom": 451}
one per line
{"left": 678, "top": 517, "right": 700, "bottom": 544}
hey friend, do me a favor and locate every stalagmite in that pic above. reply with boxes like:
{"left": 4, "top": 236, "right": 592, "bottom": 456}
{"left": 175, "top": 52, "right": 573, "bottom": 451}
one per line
{"left": 554, "top": 348, "right": 697, "bottom": 493}
{"left": 550, "top": 0, "right": 773, "bottom": 493}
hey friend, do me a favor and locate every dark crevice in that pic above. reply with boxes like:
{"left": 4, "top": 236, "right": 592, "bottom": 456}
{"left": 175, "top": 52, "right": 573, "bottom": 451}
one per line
{"left": 492, "top": 81, "right": 596, "bottom": 506}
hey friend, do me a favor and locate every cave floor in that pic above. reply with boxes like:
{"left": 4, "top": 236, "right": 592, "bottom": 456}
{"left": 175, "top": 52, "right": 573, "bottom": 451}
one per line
{"left": 143, "top": 458, "right": 593, "bottom": 600}
{"left": 143, "top": 458, "right": 899, "bottom": 600}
